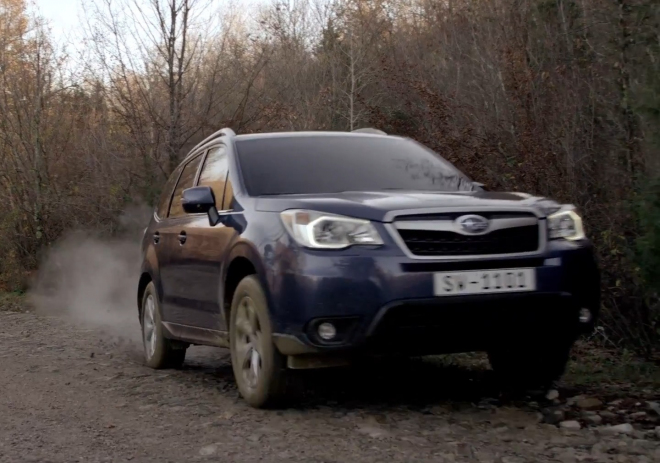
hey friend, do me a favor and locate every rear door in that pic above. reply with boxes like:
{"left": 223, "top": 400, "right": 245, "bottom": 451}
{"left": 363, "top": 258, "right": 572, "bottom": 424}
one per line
{"left": 158, "top": 154, "right": 205, "bottom": 325}
{"left": 169, "top": 145, "right": 234, "bottom": 331}
{"left": 150, "top": 163, "right": 184, "bottom": 301}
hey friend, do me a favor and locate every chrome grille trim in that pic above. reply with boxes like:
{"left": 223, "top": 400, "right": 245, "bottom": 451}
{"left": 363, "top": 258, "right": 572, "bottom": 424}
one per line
{"left": 386, "top": 208, "right": 546, "bottom": 260}
{"left": 394, "top": 217, "right": 538, "bottom": 235}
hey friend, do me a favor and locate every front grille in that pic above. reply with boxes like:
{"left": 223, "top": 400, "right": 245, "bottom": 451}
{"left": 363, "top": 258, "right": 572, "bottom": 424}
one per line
{"left": 397, "top": 224, "right": 539, "bottom": 256}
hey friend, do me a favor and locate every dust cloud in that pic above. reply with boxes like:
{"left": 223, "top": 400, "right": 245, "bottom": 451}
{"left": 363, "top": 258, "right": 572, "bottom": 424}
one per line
{"left": 29, "top": 203, "right": 152, "bottom": 345}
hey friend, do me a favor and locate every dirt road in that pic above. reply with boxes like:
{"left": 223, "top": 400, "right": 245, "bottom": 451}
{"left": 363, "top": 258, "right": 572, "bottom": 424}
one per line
{"left": 1, "top": 310, "right": 658, "bottom": 463}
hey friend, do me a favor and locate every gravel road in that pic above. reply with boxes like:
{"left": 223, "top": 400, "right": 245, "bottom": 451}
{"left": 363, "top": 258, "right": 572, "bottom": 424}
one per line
{"left": 1, "top": 310, "right": 658, "bottom": 463}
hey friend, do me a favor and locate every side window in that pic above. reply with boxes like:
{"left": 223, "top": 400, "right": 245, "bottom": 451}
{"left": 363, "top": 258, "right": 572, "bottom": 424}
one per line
{"left": 168, "top": 155, "right": 203, "bottom": 218}
{"left": 198, "top": 146, "right": 229, "bottom": 210}
{"left": 156, "top": 164, "right": 184, "bottom": 219}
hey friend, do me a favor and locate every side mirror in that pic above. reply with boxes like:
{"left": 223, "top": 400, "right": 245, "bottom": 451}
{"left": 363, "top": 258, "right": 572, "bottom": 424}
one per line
{"left": 182, "top": 186, "right": 215, "bottom": 213}
{"left": 182, "top": 186, "right": 221, "bottom": 226}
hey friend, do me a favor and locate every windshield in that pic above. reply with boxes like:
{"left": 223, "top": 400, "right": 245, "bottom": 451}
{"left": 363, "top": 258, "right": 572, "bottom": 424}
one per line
{"left": 236, "top": 135, "right": 476, "bottom": 196}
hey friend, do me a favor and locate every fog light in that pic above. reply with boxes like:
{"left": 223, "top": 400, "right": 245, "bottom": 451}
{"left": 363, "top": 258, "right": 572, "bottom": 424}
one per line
{"left": 317, "top": 322, "right": 337, "bottom": 341}
{"left": 579, "top": 308, "right": 592, "bottom": 323}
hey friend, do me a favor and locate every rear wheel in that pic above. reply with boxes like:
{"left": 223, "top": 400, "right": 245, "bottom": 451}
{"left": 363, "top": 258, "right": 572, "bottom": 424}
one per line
{"left": 229, "top": 275, "right": 288, "bottom": 408}
{"left": 488, "top": 339, "right": 574, "bottom": 392}
{"left": 141, "top": 282, "right": 187, "bottom": 369}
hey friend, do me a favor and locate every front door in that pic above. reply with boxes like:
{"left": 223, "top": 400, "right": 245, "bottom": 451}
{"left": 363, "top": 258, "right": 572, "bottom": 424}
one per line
{"left": 167, "top": 145, "right": 235, "bottom": 331}
{"left": 158, "top": 153, "right": 204, "bottom": 325}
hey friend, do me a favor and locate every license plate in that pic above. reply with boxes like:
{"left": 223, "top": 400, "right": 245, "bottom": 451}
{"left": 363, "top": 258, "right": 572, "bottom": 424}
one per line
{"left": 433, "top": 268, "right": 536, "bottom": 296}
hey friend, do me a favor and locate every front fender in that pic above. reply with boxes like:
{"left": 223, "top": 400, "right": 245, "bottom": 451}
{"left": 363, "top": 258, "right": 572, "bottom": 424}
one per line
{"left": 222, "top": 240, "right": 274, "bottom": 317}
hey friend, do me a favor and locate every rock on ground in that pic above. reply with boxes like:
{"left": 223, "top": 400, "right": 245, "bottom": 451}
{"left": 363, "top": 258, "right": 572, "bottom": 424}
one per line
{"left": 584, "top": 414, "right": 604, "bottom": 426}
{"left": 576, "top": 397, "right": 604, "bottom": 410}
{"left": 559, "top": 420, "right": 582, "bottom": 430}
{"left": 599, "top": 423, "right": 635, "bottom": 436}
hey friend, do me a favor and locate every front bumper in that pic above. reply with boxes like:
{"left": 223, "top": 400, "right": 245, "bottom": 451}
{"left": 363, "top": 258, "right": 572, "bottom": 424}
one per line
{"left": 268, "top": 240, "right": 600, "bottom": 357}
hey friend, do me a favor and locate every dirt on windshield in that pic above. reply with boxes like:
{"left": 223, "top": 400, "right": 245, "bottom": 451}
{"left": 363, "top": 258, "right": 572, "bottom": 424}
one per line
{"left": 1, "top": 303, "right": 659, "bottom": 463}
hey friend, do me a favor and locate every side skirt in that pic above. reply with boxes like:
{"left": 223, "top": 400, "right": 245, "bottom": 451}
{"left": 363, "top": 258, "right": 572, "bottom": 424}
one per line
{"left": 161, "top": 322, "right": 229, "bottom": 348}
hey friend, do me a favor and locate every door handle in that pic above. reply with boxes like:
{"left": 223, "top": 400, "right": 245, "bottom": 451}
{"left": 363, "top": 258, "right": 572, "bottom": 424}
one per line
{"left": 153, "top": 232, "right": 160, "bottom": 244}
{"left": 178, "top": 231, "right": 187, "bottom": 245}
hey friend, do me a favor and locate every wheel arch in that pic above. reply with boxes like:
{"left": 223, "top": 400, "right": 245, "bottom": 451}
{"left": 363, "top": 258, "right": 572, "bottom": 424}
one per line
{"left": 222, "top": 242, "right": 271, "bottom": 327}
{"left": 137, "top": 271, "right": 154, "bottom": 319}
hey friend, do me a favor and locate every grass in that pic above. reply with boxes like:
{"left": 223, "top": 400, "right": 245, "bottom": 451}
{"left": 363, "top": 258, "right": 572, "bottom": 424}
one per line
{"left": 0, "top": 291, "right": 28, "bottom": 313}
{"left": 428, "top": 343, "right": 660, "bottom": 398}
{"left": 565, "top": 340, "right": 660, "bottom": 392}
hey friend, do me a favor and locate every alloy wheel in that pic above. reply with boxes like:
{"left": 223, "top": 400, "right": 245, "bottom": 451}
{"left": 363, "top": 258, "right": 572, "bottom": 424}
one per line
{"left": 143, "top": 294, "right": 157, "bottom": 360}
{"left": 234, "top": 296, "right": 263, "bottom": 390}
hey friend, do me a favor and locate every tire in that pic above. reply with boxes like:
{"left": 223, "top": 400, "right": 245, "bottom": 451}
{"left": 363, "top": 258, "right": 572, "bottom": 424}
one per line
{"left": 488, "top": 339, "right": 574, "bottom": 392}
{"left": 141, "top": 282, "right": 187, "bottom": 369}
{"left": 229, "top": 275, "right": 288, "bottom": 408}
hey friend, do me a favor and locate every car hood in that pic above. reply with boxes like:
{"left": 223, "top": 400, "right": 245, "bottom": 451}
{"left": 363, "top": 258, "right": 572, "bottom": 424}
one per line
{"left": 255, "top": 190, "right": 559, "bottom": 222}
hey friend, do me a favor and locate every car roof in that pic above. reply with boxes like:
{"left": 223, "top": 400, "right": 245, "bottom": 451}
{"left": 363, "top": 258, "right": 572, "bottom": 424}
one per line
{"left": 182, "top": 130, "right": 401, "bottom": 164}
{"left": 233, "top": 131, "right": 397, "bottom": 142}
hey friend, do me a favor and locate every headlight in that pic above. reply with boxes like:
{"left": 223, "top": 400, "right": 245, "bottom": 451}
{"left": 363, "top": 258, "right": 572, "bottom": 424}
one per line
{"left": 280, "top": 210, "right": 384, "bottom": 249}
{"left": 548, "top": 209, "right": 585, "bottom": 241}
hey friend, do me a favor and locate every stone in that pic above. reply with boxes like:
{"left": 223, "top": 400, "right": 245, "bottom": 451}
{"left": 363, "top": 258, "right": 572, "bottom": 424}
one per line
{"left": 647, "top": 402, "right": 660, "bottom": 416}
{"left": 247, "top": 433, "right": 263, "bottom": 442}
{"left": 546, "top": 389, "right": 560, "bottom": 401}
{"left": 399, "top": 435, "right": 428, "bottom": 446}
{"left": 584, "top": 414, "right": 603, "bottom": 426}
{"left": 599, "top": 411, "right": 618, "bottom": 420}
{"left": 218, "top": 410, "right": 235, "bottom": 421}
{"left": 199, "top": 444, "right": 218, "bottom": 456}
{"left": 591, "top": 442, "right": 607, "bottom": 455}
{"left": 630, "top": 411, "right": 647, "bottom": 420}
{"left": 499, "top": 457, "right": 524, "bottom": 463}
{"left": 577, "top": 397, "right": 603, "bottom": 410}
{"left": 475, "top": 451, "right": 495, "bottom": 463}
{"left": 556, "top": 450, "right": 577, "bottom": 463}
{"left": 455, "top": 442, "right": 475, "bottom": 458}
{"left": 655, "top": 426, "right": 660, "bottom": 439}
{"left": 567, "top": 395, "right": 586, "bottom": 406}
{"left": 357, "top": 425, "right": 390, "bottom": 439}
{"left": 542, "top": 408, "right": 566, "bottom": 425}
{"left": 631, "top": 439, "right": 655, "bottom": 451}
{"left": 372, "top": 413, "right": 388, "bottom": 424}
{"left": 559, "top": 420, "right": 582, "bottom": 431}
{"left": 599, "top": 423, "right": 635, "bottom": 436}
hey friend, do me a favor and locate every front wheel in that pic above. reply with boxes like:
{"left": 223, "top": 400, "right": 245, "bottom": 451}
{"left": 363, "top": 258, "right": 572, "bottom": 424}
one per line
{"left": 229, "top": 275, "right": 288, "bottom": 408}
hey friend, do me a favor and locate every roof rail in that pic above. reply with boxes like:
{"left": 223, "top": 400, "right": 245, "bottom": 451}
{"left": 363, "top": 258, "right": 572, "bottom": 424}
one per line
{"left": 189, "top": 128, "right": 236, "bottom": 154}
{"left": 352, "top": 127, "right": 387, "bottom": 135}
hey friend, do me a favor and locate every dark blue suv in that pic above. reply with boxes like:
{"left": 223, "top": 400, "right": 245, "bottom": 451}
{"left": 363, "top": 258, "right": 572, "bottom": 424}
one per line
{"left": 138, "top": 127, "right": 600, "bottom": 408}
